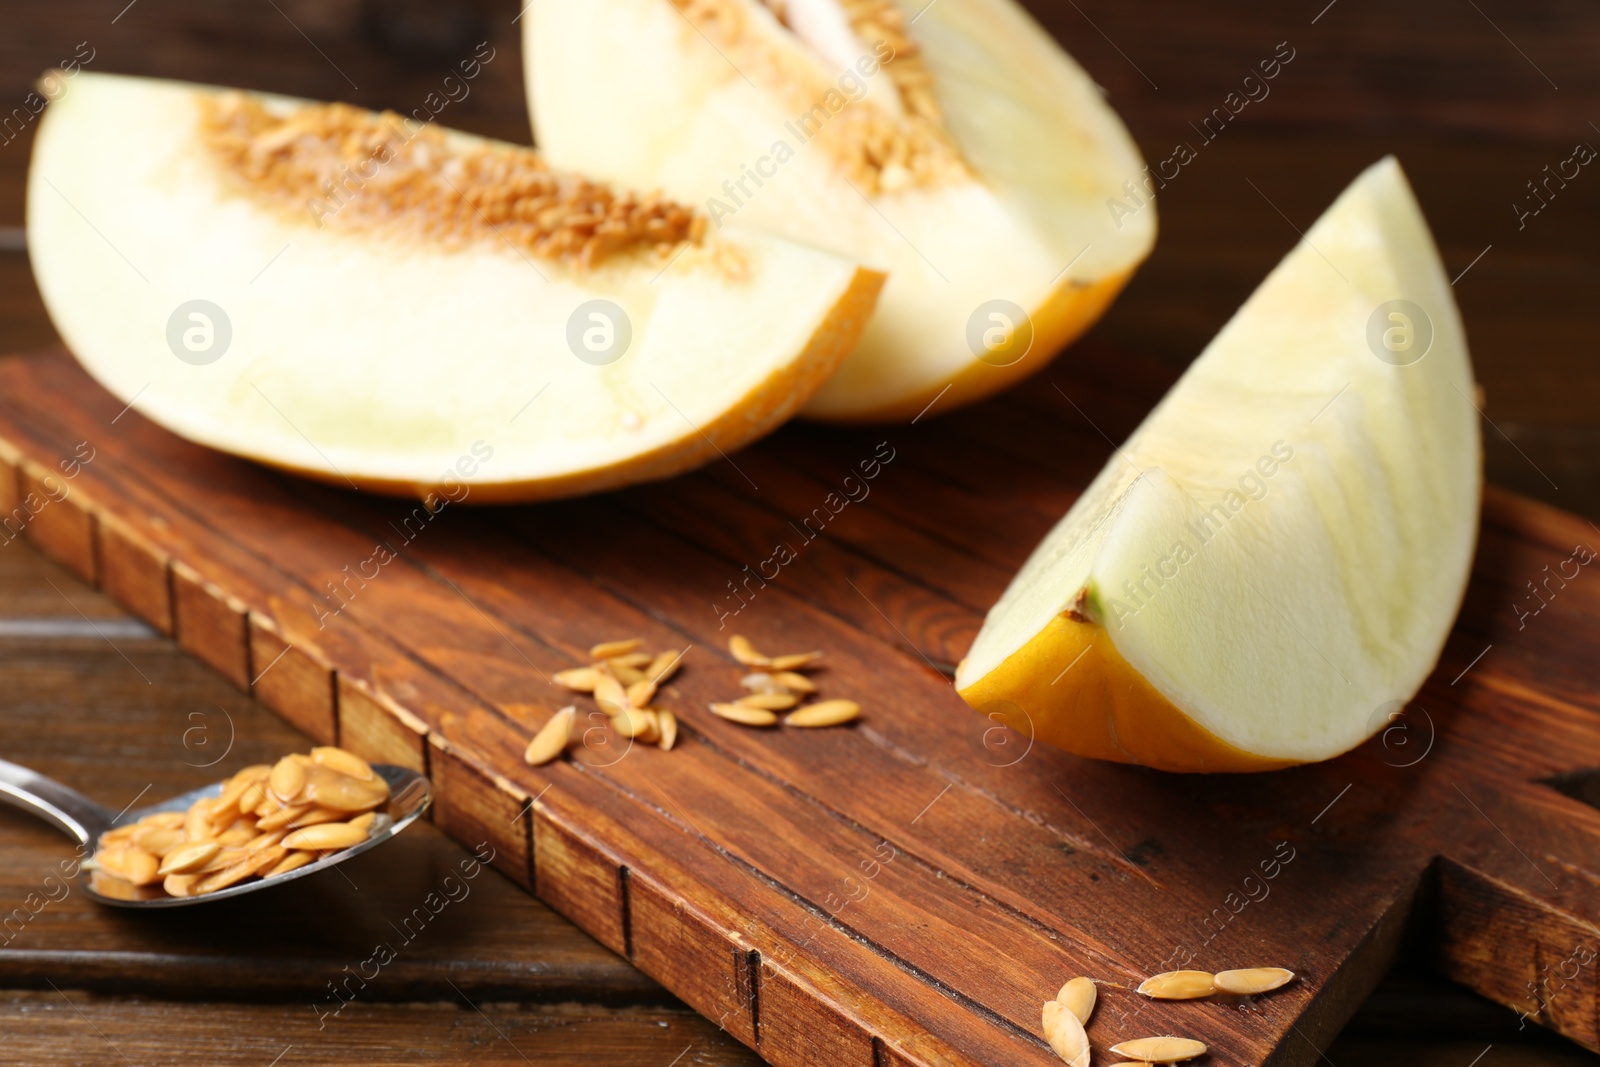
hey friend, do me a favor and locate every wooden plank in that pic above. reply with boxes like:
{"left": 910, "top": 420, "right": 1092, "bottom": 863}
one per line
{"left": 0, "top": 567, "right": 657, "bottom": 1005}
{"left": 7, "top": 350, "right": 1600, "bottom": 1064}
{"left": 0, "top": 991, "right": 761, "bottom": 1066}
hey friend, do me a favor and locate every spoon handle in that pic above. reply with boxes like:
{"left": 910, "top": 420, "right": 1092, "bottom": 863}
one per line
{"left": 0, "top": 759, "right": 114, "bottom": 847}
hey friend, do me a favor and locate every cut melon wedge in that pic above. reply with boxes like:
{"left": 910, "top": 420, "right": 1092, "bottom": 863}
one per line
{"left": 956, "top": 158, "right": 1481, "bottom": 772}
{"left": 26, "top": 72, "right": 882, "bottom": 502}
{"left": 523, "top": 0, "right": 1155, "bottom": 422}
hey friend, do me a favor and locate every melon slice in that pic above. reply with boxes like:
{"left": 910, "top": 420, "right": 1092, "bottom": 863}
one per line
{"left": 523, "top": 0, "right": 1155, "bottom": 422}
{"left": 26, "top": 72, "right": 882, "bottom": 502}
{"left": 956, "top": 158, "right": 1481, "bottom": 772}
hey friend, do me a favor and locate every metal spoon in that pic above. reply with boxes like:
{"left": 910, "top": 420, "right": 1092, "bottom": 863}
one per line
{"left": 0, "top": 758, "right": 431, "bottom": 908}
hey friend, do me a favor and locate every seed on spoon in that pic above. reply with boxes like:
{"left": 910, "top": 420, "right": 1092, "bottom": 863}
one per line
{"left": 157, "top": 841, "right": 220, "bottom": 877}
{"left": 311, "top": 746, "right": 375, "bottom": 782}
{"left": 268, "top": 757, "right": 305, "bottom": 803}
{"left": 282, "top": 822, "right": 370, "bottom": 851}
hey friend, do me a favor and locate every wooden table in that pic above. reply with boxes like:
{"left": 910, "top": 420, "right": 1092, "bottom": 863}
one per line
{"left": 1, "top": 533, "right": 1594, "bottom": 1065}
{"left": 1, "top": 1, "right": 1598, "bottom": 1063}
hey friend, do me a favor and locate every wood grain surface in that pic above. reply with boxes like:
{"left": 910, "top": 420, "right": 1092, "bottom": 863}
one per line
{"left": 1, "top": 1, "right": 1598, "bottom": 1064}
{"left": 0, "top": 534, "right": 1587, "bottom": 1066}
{"left": 3, "top": 344, "right": 1600, "bottom": 1067}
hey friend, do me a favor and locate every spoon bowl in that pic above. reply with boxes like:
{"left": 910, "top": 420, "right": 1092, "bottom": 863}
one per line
{"left": 0, "top": 758, "right": 431, "bottom": 908}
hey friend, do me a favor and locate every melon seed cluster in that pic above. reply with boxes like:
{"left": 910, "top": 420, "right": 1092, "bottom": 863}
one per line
{"left": 526, "top": 639, "right": 689, "bottom": 766}
{"left": 89, "top": 746, "right": 389, "bottom": 901}
{"left": 523, "top": 634, "right": 862, "bottom": 766}
{"left": 717, "top": 634, "right": 860, "bottom": 728}
{"left": 1041, "top": 967, "right": 1296, "bottom": 1065}
{"left": 200, "top": 95, "right": 706, "bottom": 270}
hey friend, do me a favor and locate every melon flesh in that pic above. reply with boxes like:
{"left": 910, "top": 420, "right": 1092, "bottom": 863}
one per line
{"left": 27, "top": 73, "right": 882, "bottom": 502}
{"left": 956, "top": 158, "right": 1481, "bottom": 771}
{"left": 524, "top": 0, "right": 1155, "bottom": 421}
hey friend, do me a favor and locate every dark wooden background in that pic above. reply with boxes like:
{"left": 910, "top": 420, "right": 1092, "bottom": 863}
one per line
{"left": 1, "top": 0, "right": 1597, "bottom": 1063}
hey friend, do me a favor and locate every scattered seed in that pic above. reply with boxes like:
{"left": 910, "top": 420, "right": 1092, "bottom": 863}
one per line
{"left": 710, "top": 702, "right": 779, "bottom": 727}
{"left": 593, "top": 672, "right": 629, "bottom": 715}
{"left": 610, "top": 664, "right": 648, "bottom": 686}
{"left": 554, "top": 666, "right": 602, "bottom": 692}
{"left": 658, "top": 710, "right": 678, "bottom": 751}
{"left": 626, "top": 679, "right": 658, "bottom": 708}
{"left": 1057, "top": 976, "right": 1097, "bottom": 1025}
{"left": 311, "top": 746, "right": 376, "bottom": 781}
{"left": 1109, "top": 1037, "right": 1208, "bottom": 1063}
{"left": 636, "top": 709, "right": 663, "bottom": 745}
{"left": 1138, "top": 971, "right": 1216, "bottom": 1000}
{"left": 647, "top": 649, "right": 686, "bottom": 684}
{"left": 612, "top": 707, "right": 657, "bottom": 739}
{"left": 769, "top": 671, "right": 818, "bottom": 693}
{"left": 728, "top": 635, "right": 769, "bottom": 666}
{"left": 605, "top": 651, "right": 653, "bottom": 669}
{"left": 525, "top": 705, "right": 576, "bottom": 766}
{"left": 282, "top": 822, "right": 370, "bottom": 851}
{"left": 1042, "top": 1000, "right": 1091, "bottom": 1066}
{"left": 590, "top": 638, "right": 643, "bottom": 660}
{"left": 768, "top": 651, "right": 822, "bottom": 671}
{"left": 1213, "top": 967, "right": 1295, "bottom": 996}
{"left": 785, "top": 699, "right": 861, "bottom": 728}
{"left": 156, "top": 842, "right": 219, "bottom": 877}
{"left": 737, "top": 691, "right": 799, "bottom": 711}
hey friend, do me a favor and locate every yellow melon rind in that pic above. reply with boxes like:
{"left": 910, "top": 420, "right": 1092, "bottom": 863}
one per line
{"left": 957, "top": 611, "right": 1300, "bottom": 774}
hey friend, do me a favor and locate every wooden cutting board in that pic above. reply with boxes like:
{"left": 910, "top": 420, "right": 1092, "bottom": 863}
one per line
{"left": 2, "top": 346, "right": 1598, "bottom": 1067}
